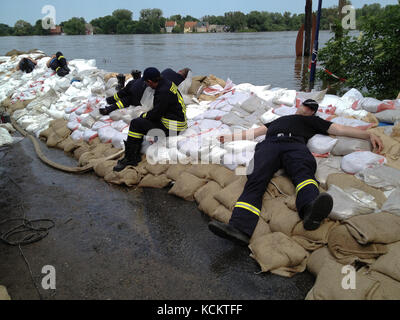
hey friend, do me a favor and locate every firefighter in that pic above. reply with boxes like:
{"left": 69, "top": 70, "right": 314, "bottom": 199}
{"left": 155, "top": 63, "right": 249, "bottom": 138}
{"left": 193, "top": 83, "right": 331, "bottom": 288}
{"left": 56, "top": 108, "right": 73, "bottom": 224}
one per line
{"left": 161, "top": 68, "right": 191, "bottom": 87}
{"left": 209, "top": 99, "right": 384, "bottom": 246}
{"left": 113, "top": 67, "right": 187, "bottom": 172}
{"left": 17, "top": 57, "right": 37, "bottom": 73}
{"left": 46, "top": 52, "right": 70, "bottom": 77}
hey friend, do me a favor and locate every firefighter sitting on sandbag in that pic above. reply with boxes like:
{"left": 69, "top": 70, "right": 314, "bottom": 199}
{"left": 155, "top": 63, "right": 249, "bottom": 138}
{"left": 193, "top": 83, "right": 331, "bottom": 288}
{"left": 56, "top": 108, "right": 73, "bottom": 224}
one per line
{"left": 17, "top": 57, "right": 37, "bottom": 73}
{"left": 100, "top": 68, "right": 191, "bottom": 116}
{"left": 209, "top": 99, "right": 384, "bottom": 246}
{"left": 112, "top": 67, "right": 187, "bottom": 172}
{"left": 46, "top": 52, "right": 70, "bottom": 77}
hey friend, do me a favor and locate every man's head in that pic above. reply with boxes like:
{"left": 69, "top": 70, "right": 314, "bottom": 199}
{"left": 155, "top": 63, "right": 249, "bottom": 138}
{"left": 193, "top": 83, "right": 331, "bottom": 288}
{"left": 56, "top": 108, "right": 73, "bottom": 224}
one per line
{"left": 297, "top": 99, "right": 319, "bottom": 116}
{"left": 143, "top": 67, "right": 161, "bottom": 89}
{"left": 178, "top": 68, "right": 191, "bottom": 79}
{"left": 131, "top": 69, "right": 142, "bottom": 80}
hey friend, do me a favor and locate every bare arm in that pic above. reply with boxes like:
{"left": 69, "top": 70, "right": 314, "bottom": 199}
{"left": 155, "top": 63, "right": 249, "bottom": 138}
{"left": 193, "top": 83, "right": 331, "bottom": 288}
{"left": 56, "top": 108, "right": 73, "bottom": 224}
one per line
{"left": 218, "top": 126, "right": 268, "bottom": 143}
{"left": 328, "top": 123, "right": 383, "bottom": 153}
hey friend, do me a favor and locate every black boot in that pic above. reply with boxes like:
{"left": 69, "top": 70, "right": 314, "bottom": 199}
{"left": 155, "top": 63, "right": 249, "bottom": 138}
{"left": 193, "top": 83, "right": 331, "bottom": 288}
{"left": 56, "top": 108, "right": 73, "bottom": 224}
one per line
{"left": 303, "top": 193, "right": 334, "bottom": 231}
{"left": 113, "top": 141, "right": 142, "bottom": 172}
{"left": 208, "top": 220, "right": 250, "bottom": 247}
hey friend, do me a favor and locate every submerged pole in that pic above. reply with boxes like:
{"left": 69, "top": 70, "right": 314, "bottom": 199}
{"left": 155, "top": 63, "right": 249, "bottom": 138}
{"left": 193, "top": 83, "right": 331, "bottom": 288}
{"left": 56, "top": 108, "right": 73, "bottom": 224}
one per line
{"left": 309, "top": 0, "right": 323, "bottom": 90}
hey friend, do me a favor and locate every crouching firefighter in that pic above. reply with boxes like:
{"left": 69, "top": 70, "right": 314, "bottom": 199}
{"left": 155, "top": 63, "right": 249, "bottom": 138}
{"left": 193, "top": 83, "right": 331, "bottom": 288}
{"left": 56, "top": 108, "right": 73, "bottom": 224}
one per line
{"left": 113, "top": 67, "right": 187, "bottom": 172}
{"left": 47, "top": 52, "right": 70, "bottom": 77}
{"left": 101, "top": 70, "right": 144, "bottom": 114}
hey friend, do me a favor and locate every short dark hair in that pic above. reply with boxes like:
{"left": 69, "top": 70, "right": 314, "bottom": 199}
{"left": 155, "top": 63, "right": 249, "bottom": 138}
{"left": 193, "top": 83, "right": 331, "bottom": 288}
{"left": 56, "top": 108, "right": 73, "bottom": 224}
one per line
{"left": 303, "top": 99, "right": 319, "bottom": 114}
{"left": 143, "top": 67, "right": 161, "bottom": 82}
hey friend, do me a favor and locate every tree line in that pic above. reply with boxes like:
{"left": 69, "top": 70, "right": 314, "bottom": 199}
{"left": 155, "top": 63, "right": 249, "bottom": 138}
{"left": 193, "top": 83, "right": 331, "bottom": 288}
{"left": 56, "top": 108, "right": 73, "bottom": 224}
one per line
{"left": 0, "top": 4, "right": 391, "bottom": 36}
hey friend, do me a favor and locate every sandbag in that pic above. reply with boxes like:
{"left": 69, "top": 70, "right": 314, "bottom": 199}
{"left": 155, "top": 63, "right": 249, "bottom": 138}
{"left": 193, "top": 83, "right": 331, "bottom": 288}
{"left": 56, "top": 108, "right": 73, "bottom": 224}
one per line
{"left": 307, "top": 134, "right": 338, "bottom": 155}
{"left": 208, "top": 165, "right": 239, "bottom": 188}
{"left": 94, "top": 160, "right": 117, "bottom": 178}
{"left": 249, "top": 232, "right": 309, "bottom": 278}
{"left": 341, "top": 151, "right": 386, "bottom": 174}
{"left": 186, "top": 164, "right": 217, "bottom": 180}
{"left": 138, "top": 174, "right": 171, "bottom": 189}
{"left": 104, "top": 167, "right": 142, "bottom": 187}
{"left": 145, "top": 163, "right": 170, "bottom": 176}
{"left": 381, "top": 189, "right": 400, "bottom": 216}
{"left": 356, "top": 165, "right": 400, "bottom": 191}
{"left": 165, "top": 164, "right": 190, "bottom": 181}
{"left": 168, "top": 172, "right": 208, "bottom": 201}
{"left": 0, "top": 285, "right": 11, "bottom": 300}
{"left": 331, "top": 136, "right": 372, "bottom": 156}
{"left": 375, "top": 110, "right": 400, "bottom": 124}
{"left": 267, "top": 197, "right": 301, "bottom": 236}
{"left": 213, "top": 176, "right": 247, "bottom": 211}
{"left": 210, "top": 205, "right": 232, "bottom": 224}
{"left": 194, "top": 181, "right": 222, "bottom": 204}
{"left": 370, "top": 241, "right": 400, "bottom": 282}
{"left": 250, "top": 218, "right": 271, "bottom": 243}
{"left": 306, "top": 246, "right": 336, "bottom": 277}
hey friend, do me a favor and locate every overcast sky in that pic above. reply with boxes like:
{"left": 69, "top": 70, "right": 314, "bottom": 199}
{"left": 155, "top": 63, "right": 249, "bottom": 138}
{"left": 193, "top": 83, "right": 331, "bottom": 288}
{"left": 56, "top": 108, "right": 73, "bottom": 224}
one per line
{"left": 0, "top": 0, "right": 398, "bottom": 26}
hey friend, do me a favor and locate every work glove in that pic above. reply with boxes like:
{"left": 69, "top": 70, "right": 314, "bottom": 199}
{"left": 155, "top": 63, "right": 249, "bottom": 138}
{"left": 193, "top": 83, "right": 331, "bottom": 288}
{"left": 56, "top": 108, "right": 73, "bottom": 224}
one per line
{"left": 99, "top": 105, "right": 118, "bottom": 116}
{"left": 106, "top": 96, "right": 115, "bottom": 105}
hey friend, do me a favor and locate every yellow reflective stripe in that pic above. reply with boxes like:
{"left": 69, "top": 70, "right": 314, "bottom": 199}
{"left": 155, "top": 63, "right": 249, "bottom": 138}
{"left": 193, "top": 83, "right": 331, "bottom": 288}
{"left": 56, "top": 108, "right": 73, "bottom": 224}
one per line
{"left": 296, "top": 179, "right": 319, "bottom": 194}
{"left": 161, "top": 118, "right": 187, "bottom": 126}
{"left": 142, "top": 113, "right": 147, "bottom": 118}
{"left": 128, "top": 131, "right": 144, "bottom": 139}
{"left": 116, "top": 101, "right": 124, "bottom": 109}
{"left": 235, "top": 202, "right": 260, "bottom": 217}
{"left": 57, "top": 55, "right": 65, "bottom": 60}
{"left": 56, "top": 67, "right": 60, "bottom": 72}
{"left": 114, "top": 93, "right": 120, "bottom": 101}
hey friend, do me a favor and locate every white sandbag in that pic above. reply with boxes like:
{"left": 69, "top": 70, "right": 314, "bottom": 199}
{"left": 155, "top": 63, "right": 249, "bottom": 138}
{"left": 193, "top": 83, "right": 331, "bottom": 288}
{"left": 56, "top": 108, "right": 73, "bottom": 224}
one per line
{"left": 98, "top": 126, "right": 118, "bottom": 143}
{"left": 375, "top": 110, "right": 400, "bottom": 124}
{"left": 224, "top": 140, "right": 257, "bottom": 154}
{"left": 83, "top": 129, "right": 98, "bottom": 142}
{"left": 223, "top": 150, "right": 255, "bottom": 170}
{"left": 0, "top": 127, "right": 14, "bottom": 146}
{"left": 140, "top": 87, "right": 155, "bottom": 112}
{"left": 331, "top": 117, "right": 374, "bottom": 130}
{"left": 341, "top": 151, "right": 387, "bottom": 174}
{"left": 342, "top": 88, "right": 363, "bottom": 104}
{"left": 193, "top": 109, "right": 228, "bottom": 121}
{"left": 261, "top": 109, "right": 280, "bottom": 124}
{"left": 70, "top": 129, "right": 84, "bottom": 141}
{"left": 111, "top": 120, "right": 129, "bottom": 132}
{"left": 178, "top": 71, "right": 193, "bottom": 95}
{"left": 381, "top": 189, "right": 400, "bottom": 216}
{"left": 315, "top": 156, "right": 343, "bottom": 188}
{"left": 331, "top": 136, "right": 372, "bottom": 156}
{"left": 353, "top": 97, "right": 396, "bottom": 113}
{"left": 168, "top": 147, "right": 191, "bottom": 164}
{"left": 240, "top": 93, "right": 270, "bottom": 114}
{"left": 273, "top": 89, "right": 296, "bottom": 106}
{"left": 296, "top": 89, "right": 327, "bottom": 105}
{"left": 112, "top": 131, "right": 128, "bottom": 149}
{"left": 356, "top": 165, "right": 400, "bottom": 191}
{"left": 273, "top": 106, "right": 297, "bottom": 117}
{"left": 81, "top": 115, "right": 96, "bottom": 128}
{"left": 327, "top": 184, "right": 378, "bottom": 221}
{"left": 92, "top": 121, "right": 111, "bottom": 131}
{"left": 307, "top": 134, "right": 338, "bottom": 155}
{"left": 67, "top": 120, "right": 81, "bottom": 131}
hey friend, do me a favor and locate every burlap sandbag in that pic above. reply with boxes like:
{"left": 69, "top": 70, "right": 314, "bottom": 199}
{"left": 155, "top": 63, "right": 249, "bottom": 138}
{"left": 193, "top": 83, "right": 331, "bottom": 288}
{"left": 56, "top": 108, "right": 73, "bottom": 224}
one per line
{"left": 344, "top": 212, "right": 400, "bottom": 245}
{"left": 370, "top": 241, "right": 400, "bottom": 282}
{"left": 209, "top": 165, "right": 239, "bottom": 188}
{"left": 249, "top": 232, "right": 309, "bottom": 278}
{"left": 73, "top": 143, "right": 91, "bottom": 160}
{"left": 198, "top": 196, "right": 221, "bottom": 218}
{"left": 0, "top": 285, "right": 11, "bottom": 300}
{"left": 194, "top": 181, "right": 222, "bottom": 204}
{"left": 270, "top": 176, "right": 296, "bottom": 196}
{"left": 165, "top": 163, "right": 190, "bottom": 181}
{"left": 64, "top": 138, "right": 84, "bottom": 153}
{"left": 94, "top": 160, "right": 117, "bottom": 178}
{"left": 368, "top": 127, "right": 400, "bottom": 170}
{"left": 168, "top": 172, "right": 208, "bottom": 201}
{"left": 210, "top": 205, "right": 232, "bottom": 224}
{"left": 327, "top": 224, "right": 388, "bottom": 265}
{"left": 306, "top": 246, "right": 336, "bottom": 277}
{"left": 250, "top": 218, "right": 271, "bottom": 244}
{"left": 79, "top": 143, "right": 113, "bottom": 166}
{"left": 145, "top": 163, "right": 170, "bottom": 176}
{"left": 364, "top": 270, "right": 400, "bottom": 300}
{"left": 138, "top": 174, "right": 171, "bottom": 189}
{"left": 292, "top": 219, "right": 339, "bottom": 251}
{"left": 104, "top": 167, "right": 142, "bottom": 187}
{"left": 188, "top": 76, "right": 207, "bottom": 95}
{"left": 305, "top": 259, "right": 379, "bottom": 300}
{"left": 186, "top": 164, "right": 217, "bottom": 180}
{"left": 326, "top": 173, "right": 387, "bottom": 208}
{"left": 264, "top": 197, "right": 301, "bottom": 236}
{"left": 213, "top": 176, "right": 247, "bottom": 211}
{"left": 39, "top": 127, "right": 53, "bottom": 141}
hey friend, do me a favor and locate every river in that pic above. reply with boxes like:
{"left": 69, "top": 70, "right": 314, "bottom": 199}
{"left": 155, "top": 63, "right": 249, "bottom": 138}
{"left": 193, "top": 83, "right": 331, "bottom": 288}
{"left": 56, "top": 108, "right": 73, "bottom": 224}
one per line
{"left": 0, "top": 31, "right": 338, "bottom": 90}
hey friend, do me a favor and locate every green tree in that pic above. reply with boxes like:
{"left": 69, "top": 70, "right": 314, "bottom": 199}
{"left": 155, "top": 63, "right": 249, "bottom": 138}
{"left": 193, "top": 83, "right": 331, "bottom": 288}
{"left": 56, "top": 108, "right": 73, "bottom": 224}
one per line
{"left": 139, "top": 8, "right": 163, "bottom": 33}
{"left": 224, "top": 11, "right": 246, "bottom": 32}
{"left": 62, "top": 17, "right": 86, "bottom": 35}
{"left": 14, "top": 20, "right": 33, "bottom": 36}
{"left": 318, "top": 4, "right": 400, "bottom": 99}
{"left": 112, "top": 9, "right": 133, "bottom": 21}
{"left": 0, "top": 23, "right": 13, "bottom": 36}
{"left": 33, "top": 19, "right": 51, "bottom": 35}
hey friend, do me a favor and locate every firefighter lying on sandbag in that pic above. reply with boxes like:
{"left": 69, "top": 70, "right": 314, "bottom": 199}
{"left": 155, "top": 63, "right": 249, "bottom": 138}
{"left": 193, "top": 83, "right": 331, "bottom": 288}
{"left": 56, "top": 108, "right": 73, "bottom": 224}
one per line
{"left": 17, "top": 57, "right": 37, "bottom": 73}
{"left": 100, "top": 68, "right": 191, "bottom": 116}
{"left": 47, "top": 52, "right": 70, "bottom": 77}
{"left": 209, "top": 99, "right": 384, "bottom": 246}
{"left": 112, "top": 67, "right": 187, "bottom": 172}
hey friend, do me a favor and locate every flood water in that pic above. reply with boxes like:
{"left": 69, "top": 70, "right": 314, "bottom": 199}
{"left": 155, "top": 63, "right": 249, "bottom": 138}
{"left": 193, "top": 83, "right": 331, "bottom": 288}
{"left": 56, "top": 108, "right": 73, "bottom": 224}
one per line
{"left": 0, "top": 31, "right": 338, "bottom": 90}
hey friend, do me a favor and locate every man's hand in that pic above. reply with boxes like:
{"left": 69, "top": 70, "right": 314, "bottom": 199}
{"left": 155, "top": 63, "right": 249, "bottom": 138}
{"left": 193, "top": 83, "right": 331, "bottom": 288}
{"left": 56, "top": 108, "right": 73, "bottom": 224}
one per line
{"left": 218, "top": 134, "right": 234, "bottom": 143}
{"left": 370, "top": 133, "right": 384, "bottom": 154}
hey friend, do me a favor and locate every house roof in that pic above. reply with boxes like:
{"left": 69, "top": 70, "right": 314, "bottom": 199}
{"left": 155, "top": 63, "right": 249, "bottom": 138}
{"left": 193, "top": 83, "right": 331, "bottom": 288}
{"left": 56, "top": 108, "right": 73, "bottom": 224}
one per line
{"left": 184, "top": 21, "right": 197, "bottom": 29}
{"left": 165, "top": 21, "right": 176, "bottom": 27}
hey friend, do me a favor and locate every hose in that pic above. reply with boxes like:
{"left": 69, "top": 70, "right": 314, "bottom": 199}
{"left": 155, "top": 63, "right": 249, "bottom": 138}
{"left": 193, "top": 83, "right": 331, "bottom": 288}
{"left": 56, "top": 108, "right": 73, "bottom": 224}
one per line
{"left": 11, "top": 118, "right": 124, "bottom": 173}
